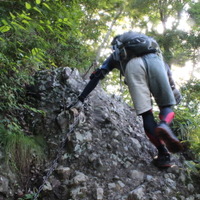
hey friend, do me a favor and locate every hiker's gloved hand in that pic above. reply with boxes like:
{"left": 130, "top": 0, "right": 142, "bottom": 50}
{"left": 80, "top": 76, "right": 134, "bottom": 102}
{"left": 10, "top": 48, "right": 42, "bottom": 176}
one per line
{"left": 173, "top": 88, "right": 182, "bottom": 105}
{"left": 66, "top": 99, "right": 83, "bottom": 117}
{"left": 68, "top": 97, "right": 84, "bottom": 110}
{"left": 72, "top": 100, "right": 83, "bottom": 112}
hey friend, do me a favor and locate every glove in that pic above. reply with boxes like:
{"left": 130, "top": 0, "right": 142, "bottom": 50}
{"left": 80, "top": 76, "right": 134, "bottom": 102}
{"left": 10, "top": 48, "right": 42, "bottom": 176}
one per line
{"left": 173, "top": 88, "right": 182, "bottom": 105}
{"left": 67, "top": 99, "right": 83, "bottom": 110}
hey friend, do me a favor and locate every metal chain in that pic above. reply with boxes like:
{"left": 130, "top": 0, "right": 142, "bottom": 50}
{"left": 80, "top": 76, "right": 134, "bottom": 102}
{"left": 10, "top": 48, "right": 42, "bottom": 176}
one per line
{"left": 33, "top": 104, "right": 84, "bottom": 200}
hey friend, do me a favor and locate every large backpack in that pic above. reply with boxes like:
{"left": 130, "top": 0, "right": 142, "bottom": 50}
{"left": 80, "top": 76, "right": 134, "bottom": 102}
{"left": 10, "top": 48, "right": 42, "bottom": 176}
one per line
{"left": 112, "top": 31, "right": 158, "bottom": 62}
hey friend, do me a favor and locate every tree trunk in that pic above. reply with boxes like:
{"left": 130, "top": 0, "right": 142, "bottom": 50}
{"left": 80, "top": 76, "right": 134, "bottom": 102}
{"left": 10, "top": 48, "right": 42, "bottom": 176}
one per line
{"left": 95, "top": 7, "right": 124, "bottom": 63}
{"left": 83, "top": 7, "right": 123, "bottom": 79}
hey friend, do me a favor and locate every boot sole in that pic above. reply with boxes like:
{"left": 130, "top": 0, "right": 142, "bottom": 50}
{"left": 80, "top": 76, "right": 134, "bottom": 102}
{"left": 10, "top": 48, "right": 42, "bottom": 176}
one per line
{"left": 154, "top": 162, "right": 173, "bottom": 168}
{"left": 152, "top": 159, "right": 173, "bottom": 168}
{"left": 155, "top": 127, "right": 183, "bottom": 153}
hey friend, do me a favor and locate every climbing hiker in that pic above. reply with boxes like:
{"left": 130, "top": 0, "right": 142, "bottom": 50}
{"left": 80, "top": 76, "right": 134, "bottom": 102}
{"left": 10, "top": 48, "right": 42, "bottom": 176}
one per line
{"left": 76, "top": 31, "right": 183, "bottom": 168}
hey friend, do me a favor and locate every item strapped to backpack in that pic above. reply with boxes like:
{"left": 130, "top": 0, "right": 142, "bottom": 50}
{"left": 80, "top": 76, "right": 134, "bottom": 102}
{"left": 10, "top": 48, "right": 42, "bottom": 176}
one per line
{"left": 111, "top": 31, "right": 158, "bottom": 62}
{"left": 112, "top": 37, "right": 126, "bottom": 61}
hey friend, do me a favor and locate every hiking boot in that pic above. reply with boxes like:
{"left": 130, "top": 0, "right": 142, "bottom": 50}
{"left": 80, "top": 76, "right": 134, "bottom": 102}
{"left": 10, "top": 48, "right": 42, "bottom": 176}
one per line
{"left": 153, "top": 153, "right": 173, "bottom": 168}
{"left": 155, "top": 122, "right": 183, "bottom": 153}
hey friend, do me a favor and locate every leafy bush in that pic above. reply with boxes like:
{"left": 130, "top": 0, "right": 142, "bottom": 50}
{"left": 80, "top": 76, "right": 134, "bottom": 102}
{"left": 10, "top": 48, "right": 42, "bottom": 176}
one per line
{"left": 0, "top": 0, "right": 98, "bottom": 113}
{"left": 172, "top": 79, "right": 200, "bottom": 173}
{"left": 0, "top": 121, "right": 45, "bottom": 178}
{"left": 172, "top": 106, "right": 199, "bottom": 141}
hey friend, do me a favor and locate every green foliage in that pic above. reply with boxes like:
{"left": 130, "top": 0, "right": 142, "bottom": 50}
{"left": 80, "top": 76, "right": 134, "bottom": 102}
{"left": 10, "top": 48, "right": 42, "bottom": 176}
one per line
{"left": 171, "top": 79, "right": 200, "bottom": 140}
{"left": 0, "top": 122, "right": 45, "bottom": 175}
{"left": 172, "top": 106, "right": 199, "bottom": 141}
{"left": 181, "top": 79, "right": 200, "bottom": 113}
{"left": 188, "top": 1, "right": 200, "bottom": 29}
{"left": 172, "top": 79, "right": 200, "bottom": 173}
{"left": 0, "top": 0, "right": 94, "bottom": 70}
{"left": 0, "top": 0, "right": 124, "bottom": 113}
{"left": 18, "top": 193, "right": 35, "bottom": 200}
{"left": 184, "top": 160, "right": 200, "bottom": 175}
{"left": 126, "top": 0, "right": 199, "bottom": 66}
{"left": 0, "top": 71, "right": 31, "bottom": 112}
{"left": 190, "top": 126, "right": 200, "bottom": 161}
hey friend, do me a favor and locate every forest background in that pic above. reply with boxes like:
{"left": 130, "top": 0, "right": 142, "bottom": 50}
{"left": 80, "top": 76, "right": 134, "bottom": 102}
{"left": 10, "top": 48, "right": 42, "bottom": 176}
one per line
{"left": 0, "top": 0, "right": 200, "bottom": 177}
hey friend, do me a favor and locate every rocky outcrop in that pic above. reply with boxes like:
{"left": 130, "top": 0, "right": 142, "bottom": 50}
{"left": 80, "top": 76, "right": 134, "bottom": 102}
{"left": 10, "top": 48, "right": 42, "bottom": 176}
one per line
{"left": 0, "top": 67, "right": 200, "bottom": 200}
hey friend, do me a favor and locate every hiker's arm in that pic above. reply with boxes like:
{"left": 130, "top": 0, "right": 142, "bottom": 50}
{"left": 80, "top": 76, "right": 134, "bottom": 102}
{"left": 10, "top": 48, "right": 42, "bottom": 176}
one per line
{"left": 78, "top": 68, "right": 108, "bottom": 102}
{"left": 78, "top": 55, "right": 114, "bottom": 102}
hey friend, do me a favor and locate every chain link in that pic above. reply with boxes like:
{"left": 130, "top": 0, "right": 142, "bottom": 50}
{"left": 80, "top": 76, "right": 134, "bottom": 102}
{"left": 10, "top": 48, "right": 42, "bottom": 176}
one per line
{"left": 33, "top": 104, "right": 84, "bottom": 200}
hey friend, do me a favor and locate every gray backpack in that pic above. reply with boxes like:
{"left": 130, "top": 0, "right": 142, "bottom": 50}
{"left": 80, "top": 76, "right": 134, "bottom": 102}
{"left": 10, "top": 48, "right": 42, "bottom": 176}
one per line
{"left": 112, "top": 31, "right": 158, "bottom": 61}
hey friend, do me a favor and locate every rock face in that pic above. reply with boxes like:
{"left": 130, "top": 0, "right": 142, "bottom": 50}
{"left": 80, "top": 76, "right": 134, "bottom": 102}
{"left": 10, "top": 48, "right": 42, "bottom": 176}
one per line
{"left": 0, "top": 67, "right": 200, "bottom": 200}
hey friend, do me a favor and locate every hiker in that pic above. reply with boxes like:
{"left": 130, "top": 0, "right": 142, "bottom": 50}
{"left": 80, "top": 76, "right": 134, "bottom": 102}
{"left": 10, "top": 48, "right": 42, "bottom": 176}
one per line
{"left": 76, "top": 31, "right": 183, "bottom": 168}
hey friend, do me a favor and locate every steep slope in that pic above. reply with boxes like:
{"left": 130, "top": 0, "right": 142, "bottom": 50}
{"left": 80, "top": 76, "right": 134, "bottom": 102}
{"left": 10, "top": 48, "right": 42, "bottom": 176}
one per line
{"left": 0, "top": 67, "right": 199, "bottom": 200}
